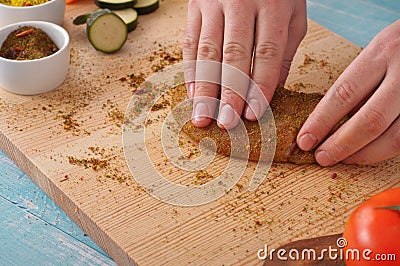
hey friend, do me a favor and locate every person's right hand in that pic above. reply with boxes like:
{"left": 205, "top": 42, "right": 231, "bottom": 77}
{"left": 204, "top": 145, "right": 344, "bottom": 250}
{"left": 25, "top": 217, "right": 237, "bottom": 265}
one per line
{"left": 183, "top": 0, "right": 307, "bottom": 130}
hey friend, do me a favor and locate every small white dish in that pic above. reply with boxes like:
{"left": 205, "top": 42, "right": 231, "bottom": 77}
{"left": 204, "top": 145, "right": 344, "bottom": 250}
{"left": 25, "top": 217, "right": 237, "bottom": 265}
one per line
{"left": 0, "top": 0, "right": 66, "bottom": 29}
{"left": 0, "top": 21, "right": 70, "bottom": 95}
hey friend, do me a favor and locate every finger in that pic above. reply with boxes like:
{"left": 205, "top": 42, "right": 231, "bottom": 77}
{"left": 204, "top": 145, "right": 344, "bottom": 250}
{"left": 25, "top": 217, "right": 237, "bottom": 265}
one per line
{"left": 183, "top": 1, "right": 201, "bottom": 98}
{"left": 297, "top": 46, "right": 387, "bottom": 152}
{"left": 217, "top": 3, "right": 255, "bottom": 129}
{"left": 191, "top": 4, "right": 224, "bottom": 127}
{"left": 342, "top": 116, "right": 400, "bottom": 165}
{"left": 243, "top": 3, "right": 292, "bottom": 121}
{"left": 314, "top": 73, "right": 400, "bottom": 166}
{"left": 348, "top": 89, "right": 376, "bottom": 117}
{"left": 279, "top": 0, "right": 307, "bottom": 86}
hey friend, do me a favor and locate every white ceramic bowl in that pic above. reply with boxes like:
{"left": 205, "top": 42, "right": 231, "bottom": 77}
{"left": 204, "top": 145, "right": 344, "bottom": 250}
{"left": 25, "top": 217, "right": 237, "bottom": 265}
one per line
{"left": 0, "top": 0, "right": 66, "bottom": 29}
{"left": 0, "top": 21, "right": 70, "bottom": 95}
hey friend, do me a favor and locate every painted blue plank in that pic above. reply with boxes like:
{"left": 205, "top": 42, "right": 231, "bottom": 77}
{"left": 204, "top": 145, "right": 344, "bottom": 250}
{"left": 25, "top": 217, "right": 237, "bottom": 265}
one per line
{"left": 307, "top": 0, "right": 400, "bottom": 47}
{"left": 360, "top": 0, "right": 400, "bottom": 12}
{"left": 0, "top": 149, "right": 107, "bottom": 256}
{"left": 0, "top": 149, "right": 115, "bottom": 265}
{"left": 0, "top": 196, "right": 116, "bottom": 266}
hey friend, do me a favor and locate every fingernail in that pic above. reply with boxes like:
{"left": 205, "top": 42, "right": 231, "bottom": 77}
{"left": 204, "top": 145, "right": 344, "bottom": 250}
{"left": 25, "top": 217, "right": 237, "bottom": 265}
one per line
{"left": 193, "top": 102, "right": 209, "bottom": 122}
{"left": 187, "top": 83, "right": 195, "bottom": 99}
{"left": 315, "top": 150, "right": 335, "bottom": 167}
{"left": 244, "top": 99, "right": 260, "bottom": 120}
{"left": 298, "top": 133, "right": 318, "bottom": 151}
{"left": 218, "top": 104, "right": 234, "bottom": 127}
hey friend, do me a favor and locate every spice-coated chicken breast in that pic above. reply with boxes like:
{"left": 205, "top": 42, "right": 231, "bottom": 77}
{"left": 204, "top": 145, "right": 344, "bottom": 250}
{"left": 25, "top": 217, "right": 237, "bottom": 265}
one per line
{"left": 170, "top": 85, "right": 326, "bottom": 164}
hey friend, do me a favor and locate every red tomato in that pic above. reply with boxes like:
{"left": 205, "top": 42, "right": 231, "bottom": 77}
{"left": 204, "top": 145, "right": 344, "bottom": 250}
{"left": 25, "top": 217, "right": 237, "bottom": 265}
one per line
{"left": 343, "top": 187, "right": 400, "bottom": 265}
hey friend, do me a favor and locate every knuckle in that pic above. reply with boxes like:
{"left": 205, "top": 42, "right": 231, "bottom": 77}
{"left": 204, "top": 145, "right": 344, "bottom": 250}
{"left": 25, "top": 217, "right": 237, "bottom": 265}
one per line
{"left": 254, "top": 41, "right": 281, "bottom": 62}
{"left": 369, "top": 29, "right": 400, "bottom": 64}
{"left": 195, "top": 82, "right": 217, "bottom": 96}
{"left": 197, "top": 42, "right": 221, "bottom": 61}
{"left": 188, "top": 0, "right": 200, "bottom": 7}
{"left": 331, "top": 81, "right": 358, "bottom": 107}
{"left": 374, "top": 27, "right": 400, "bottom": 53}
{"left": 246, "top": 81, "right": 273, "bottom": 103}
{"left": 330, "top": 141, "right": 351, "bottom": 160}
{"left": 359, "top": 108, "right": 388, "bottom": 137}
{"left": 183, "top": 35, "right": 198, "bottom": 52}
{"left": 221, "top": 88, "right": 239, "bottom": 102}
{"left": 223, "top": 0, "right": 243, "bottom": 8}
{"left": 223, "top": 42, "right": 250, "bottom": 63}
{"left": 309, "top": 114, "right": 333, "bottom": 137}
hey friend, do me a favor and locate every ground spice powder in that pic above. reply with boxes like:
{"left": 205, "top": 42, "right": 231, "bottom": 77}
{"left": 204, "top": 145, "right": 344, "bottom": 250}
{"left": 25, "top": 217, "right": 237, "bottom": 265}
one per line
{"left": 0, "top": 26, "right": 58, "bottom": 60}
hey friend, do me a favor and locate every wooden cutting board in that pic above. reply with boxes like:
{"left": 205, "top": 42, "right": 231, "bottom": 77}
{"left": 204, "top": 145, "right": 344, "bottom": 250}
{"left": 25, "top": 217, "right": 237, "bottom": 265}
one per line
{"left": 0, "top": 0, "right": 399, "bottom": 265}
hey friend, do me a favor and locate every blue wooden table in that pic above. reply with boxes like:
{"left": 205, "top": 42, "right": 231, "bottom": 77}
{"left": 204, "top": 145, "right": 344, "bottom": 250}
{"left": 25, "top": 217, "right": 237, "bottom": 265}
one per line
{"left": 0, "top": 1, "right": 399, "bottom": 265}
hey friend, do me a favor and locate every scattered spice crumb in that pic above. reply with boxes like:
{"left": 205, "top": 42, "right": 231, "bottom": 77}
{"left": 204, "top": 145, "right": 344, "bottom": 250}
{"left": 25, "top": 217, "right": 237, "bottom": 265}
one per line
{"left": 67, "top": 155, "right": 108, "bottom": 171}
{"left": 293, "top": 82, "right": 306, "bottom": 91}
{"left": 59, "top": 111, "right": 79, "bottom": 131}
{"left": 119, "top": 72, "right": 146, "bottom": 93}
{"left": 60, "top": 175, "right": 69, "bottom": 182}
{"left": 151, "top": 96, "right": 170, "bottom": 111}
{"left": 194, "top": 170, "right": 214, "bottom": 185}
{"left": 105, "top": 100, "right": 125, "bottom": 127}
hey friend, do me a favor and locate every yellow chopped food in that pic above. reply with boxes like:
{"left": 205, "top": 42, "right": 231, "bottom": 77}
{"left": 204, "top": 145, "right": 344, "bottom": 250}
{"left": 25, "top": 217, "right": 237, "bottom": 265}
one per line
{"left": 0, "top": 0, "right": 49, "bottom": 7}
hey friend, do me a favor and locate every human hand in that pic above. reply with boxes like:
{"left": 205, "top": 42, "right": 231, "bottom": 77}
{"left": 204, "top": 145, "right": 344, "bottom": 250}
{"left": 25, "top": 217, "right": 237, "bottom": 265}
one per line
{"left": 297, "top": 20, "right": 400, "bottom": 166}
{"left": 183, "top": 0, "right": 307, "bottom": 129}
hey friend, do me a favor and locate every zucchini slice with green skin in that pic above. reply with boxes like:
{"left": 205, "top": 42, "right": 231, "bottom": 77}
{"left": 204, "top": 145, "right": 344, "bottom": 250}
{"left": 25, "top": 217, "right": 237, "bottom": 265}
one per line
{"left": 133, "top": 0, "right": 159, "bottom": 15}
{"left": 87, "top": 9, "right": 128, "bottom": 53}
{"left": 113, "top": 8, "right": 138, "bottom": 32}
{"left": 73, "top": 9, "right": 104, "bottom": 25}
{"left": 94, "top": 0, "right": 137, "bottom": 11}
{"left": 73, "top": 12, "right": 92, "bottom": 25}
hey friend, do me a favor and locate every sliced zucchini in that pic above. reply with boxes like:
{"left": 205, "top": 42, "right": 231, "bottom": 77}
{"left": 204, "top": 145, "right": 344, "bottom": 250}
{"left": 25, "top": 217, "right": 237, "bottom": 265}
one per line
{"left": 73, "top": 12, "right": 93, "bottom": 25}
{"left": 113, "top": 8, "right": 138, "bottom": 32}
{"left": 133, "top": 0, "right": 159, "bottom": 15}
{"left": 94, "top": 0, "right": 137, "bottom": 10}
{"left": 87, "top": 9, "right": 128, "bottom": 53}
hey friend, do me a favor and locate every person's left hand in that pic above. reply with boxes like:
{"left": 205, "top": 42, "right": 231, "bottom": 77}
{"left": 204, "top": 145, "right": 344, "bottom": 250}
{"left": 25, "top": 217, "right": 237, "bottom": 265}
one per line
{"left": 297, "top": 19, "right": 400, "bottom": 166}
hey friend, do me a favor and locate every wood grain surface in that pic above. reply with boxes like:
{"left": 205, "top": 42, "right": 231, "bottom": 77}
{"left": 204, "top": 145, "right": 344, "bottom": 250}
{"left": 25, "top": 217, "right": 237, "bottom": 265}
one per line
{"left": 0, "top": 0, "right": 399, "bottom": 265}
{"left": 0, "top": 149, "right": 115, "bottom": 265}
